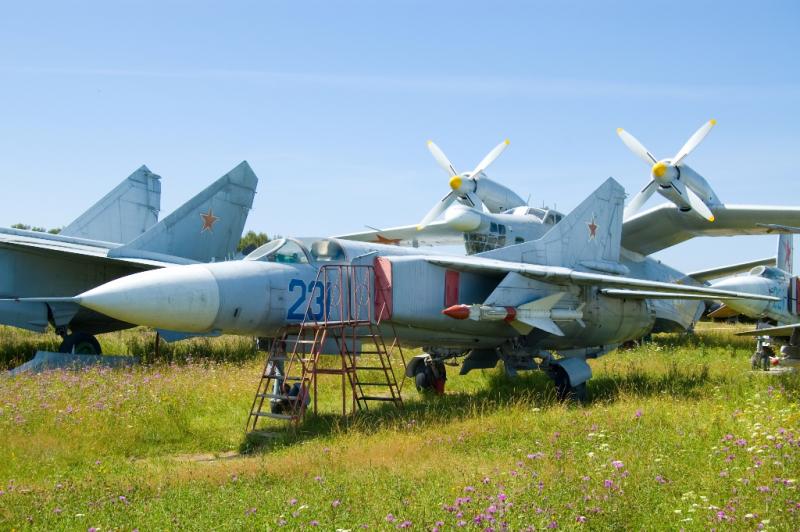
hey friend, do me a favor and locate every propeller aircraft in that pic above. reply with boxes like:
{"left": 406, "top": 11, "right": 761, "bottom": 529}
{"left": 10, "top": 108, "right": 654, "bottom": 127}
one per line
{"left": 617, "top": 120, "right": 720, "bottom": 221}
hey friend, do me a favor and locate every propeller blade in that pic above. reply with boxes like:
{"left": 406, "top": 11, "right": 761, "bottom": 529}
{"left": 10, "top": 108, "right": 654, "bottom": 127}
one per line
{"left": 470, "top": 139, "right": 510, "bottom": 176}
{"left": 673, "top": 119, "right": 716, "bottom": 165}
{"left": 417, "top": 191, "right": 457, "bottom": 230}
{"left": 623, "top": 180, "right": 657, "bottom": 218}
{"left": 617, "top": 128, "right": 658, "bottom": 165}
{"left": 685, "top": 186, "right": 716, "bottom": 222}
{"left": 427, "top": 140, "right": 458, "bottom": 177}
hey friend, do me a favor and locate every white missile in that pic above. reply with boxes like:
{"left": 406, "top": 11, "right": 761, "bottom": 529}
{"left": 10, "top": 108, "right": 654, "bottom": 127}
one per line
{"left": 442, "top": 292, "right": 585, "bottom": 336}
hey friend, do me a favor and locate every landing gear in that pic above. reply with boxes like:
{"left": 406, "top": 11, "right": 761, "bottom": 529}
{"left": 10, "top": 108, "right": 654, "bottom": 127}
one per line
{"left": 549, "top": 366, "right": 587, "bottom": 402}
{"left": 751, "top": 338, "right": 774, "bottom": 371}
{"left": 58, "top": 332, "right": 102, "bottom": 355}
{"left": 413, "top": 358, "right": 447, "bottom": 395}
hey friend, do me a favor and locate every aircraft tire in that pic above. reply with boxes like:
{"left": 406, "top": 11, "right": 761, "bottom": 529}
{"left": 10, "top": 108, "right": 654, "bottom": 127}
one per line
{"left": 414, "top": 365, "right": 435, "bottom": 393}
{"left": 551, "top": 367, "right": 587, "bottom": 403}
{"left": 58, "top": 333, "right": 102, "bottom": 355}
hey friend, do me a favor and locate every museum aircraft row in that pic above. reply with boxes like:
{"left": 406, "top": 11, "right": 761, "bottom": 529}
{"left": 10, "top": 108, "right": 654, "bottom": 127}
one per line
{"left": 4, "top": 122, "right": 799, "bottom": 396}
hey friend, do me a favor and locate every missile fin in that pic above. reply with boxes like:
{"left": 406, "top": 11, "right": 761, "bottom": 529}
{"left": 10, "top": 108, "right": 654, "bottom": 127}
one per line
{"left": 509, "top": 320, "right": 534, "bottom": 335}
{"left": 517, "top": 292, "right": 566, "bottom": 312}
{"left": 515, "top": 317, "right": 565, "bottom": 336}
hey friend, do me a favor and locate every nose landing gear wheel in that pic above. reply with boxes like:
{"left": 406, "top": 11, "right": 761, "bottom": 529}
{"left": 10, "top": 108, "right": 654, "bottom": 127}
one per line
{"left": 58, "top": 332, "right": 102, "bottom": 355}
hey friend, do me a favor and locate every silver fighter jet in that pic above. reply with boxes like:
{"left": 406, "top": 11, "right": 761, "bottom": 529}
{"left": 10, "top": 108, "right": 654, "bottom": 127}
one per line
{"left": 36, "top": 178, "right": 776, "bottom": 398}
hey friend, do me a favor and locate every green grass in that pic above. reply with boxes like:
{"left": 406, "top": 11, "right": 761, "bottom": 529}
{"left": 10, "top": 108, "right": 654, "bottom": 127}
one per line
{"left": 0, "top": 323, "right": 799, "bottom": 530}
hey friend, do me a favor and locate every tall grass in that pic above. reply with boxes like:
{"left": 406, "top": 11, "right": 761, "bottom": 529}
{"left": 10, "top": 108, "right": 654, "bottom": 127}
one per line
{"left": 0, "top": 326, "right": 259, "bottom": 370}
{"left": 1, "top": 324, "right": 798, "bottom": 530}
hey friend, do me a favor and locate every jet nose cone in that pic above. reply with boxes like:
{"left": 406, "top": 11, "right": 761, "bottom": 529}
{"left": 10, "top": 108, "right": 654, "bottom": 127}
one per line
{"left": 710, "top": 276, "right": 771, "bottom": 317}
{"left": 79, "top": 265, "right": 221, "bottom": 332}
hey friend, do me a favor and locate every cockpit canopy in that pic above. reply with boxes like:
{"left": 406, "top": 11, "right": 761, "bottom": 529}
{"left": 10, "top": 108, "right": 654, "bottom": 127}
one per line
{"left": 749, "top": 265, "right": 785, "bottom": 281}
{"left": 245, "top": 237, "right": 346, "bottom": 264}
{"left": 503, "top": 206, "right": 563, "bottom": 224}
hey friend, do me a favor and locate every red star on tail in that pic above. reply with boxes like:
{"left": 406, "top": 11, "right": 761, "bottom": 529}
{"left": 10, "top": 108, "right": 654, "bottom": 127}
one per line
{"left": 200, "top": 209, "right": 219, "bottom": 232}
{"left": 587, "top": 215, "right": 598, "bottom": 240}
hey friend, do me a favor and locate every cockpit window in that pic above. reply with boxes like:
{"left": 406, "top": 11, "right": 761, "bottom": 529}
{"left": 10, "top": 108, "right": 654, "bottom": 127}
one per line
{"left": 308, "top": 239, "right": 346, "bottom": 262}
{"left": 245, "top": 238, "right": 310, "bottom": 264}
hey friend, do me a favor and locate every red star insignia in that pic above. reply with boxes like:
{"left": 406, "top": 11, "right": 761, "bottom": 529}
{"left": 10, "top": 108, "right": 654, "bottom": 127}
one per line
{"left": 200, "top": 208, "right": 219, "bottom": 232}
{"left": 587, "top": 215, "right": 598, "bottom": 240}
{"left": 374, "top": 234, "right": 401, "bottom": 245}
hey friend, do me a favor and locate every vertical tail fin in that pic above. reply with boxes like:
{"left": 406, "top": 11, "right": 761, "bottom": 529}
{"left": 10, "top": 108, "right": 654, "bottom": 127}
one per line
{"left": 60, "top": 165, "right": 161, "bottom": 243}
{"left": 778, "top": 234, "right": 794, "bottom": 274}
{"left": 481, "top": 178, "right": 626, "bottom": 268}
{"left": 109, "top": 161, "right": 258, "bottom": 262}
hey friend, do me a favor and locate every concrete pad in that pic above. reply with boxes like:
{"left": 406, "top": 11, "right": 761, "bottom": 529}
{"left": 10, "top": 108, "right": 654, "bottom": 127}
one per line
{"left": 6, "top": 350, "right": 139, "bottom": 376}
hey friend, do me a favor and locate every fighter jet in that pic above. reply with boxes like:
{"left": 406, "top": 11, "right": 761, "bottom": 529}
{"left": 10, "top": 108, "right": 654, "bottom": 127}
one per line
{"left": 0, "top": 162, "right": 258, "bottom": 354}
{"left": 33, "top": 178, "right": 776, "bottom": 398}
{"left": 704, "top": 233, "right": 800, "bottom": 369}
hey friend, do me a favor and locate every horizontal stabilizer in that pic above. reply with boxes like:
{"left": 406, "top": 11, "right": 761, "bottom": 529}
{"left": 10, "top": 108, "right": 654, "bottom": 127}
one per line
{"left": 109, "top": 161, "right": 258, "bottom": 263}
{"left": 736, "top": 322, "right": 800, "bottom": 338}
{"left": 61, "top": 165, "right": 161, "bottom": 243}
{"left": 707, "top": 304, "right": 739, "bottom": 319}
{"left": 688, "top": 257, "right": 775, "bottom": 282}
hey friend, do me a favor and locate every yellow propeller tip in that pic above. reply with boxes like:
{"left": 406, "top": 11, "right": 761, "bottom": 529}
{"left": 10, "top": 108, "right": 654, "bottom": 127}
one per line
{"left": 504, "top": 139, "right": 510, "bottom": 145}
{"left": 426, "top": 140, "right": 433, "bottom": 145}
{"left": 708, "top": 215, "right": 715, "bottom": 222}
{"left": 710, "top": 119, "right": 717, "bottom": 126}
{"left": 616, "top": 127, "right": 623, "bottom": 133}
{"left": 416, "top": 225, "right": 425, "bottom": 231}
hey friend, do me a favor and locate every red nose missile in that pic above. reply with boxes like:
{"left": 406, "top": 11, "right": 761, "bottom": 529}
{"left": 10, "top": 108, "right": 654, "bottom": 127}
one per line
{"left": 442, "top": 304, "right": 471, "bottom": 320}
{"left": 441, "top": 293, "right": 580, "bottom": 337}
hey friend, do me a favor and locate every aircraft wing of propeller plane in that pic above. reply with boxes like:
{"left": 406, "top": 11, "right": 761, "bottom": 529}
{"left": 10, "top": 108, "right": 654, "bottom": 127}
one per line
{"left": 339, "top": 131, "right": 800, "bottom": 259}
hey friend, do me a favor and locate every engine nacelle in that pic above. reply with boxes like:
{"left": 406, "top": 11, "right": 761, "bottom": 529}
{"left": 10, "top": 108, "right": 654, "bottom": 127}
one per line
{"left": 473, "top": 176, "right": 526, "bottom": 213}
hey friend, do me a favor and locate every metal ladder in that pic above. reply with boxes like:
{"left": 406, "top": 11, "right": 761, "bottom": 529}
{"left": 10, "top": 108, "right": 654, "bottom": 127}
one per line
{"left": 247, "top": 264, "right": 404, "bottom": 434}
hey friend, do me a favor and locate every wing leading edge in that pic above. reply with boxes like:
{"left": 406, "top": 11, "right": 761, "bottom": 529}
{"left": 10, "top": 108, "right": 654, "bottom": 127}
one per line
{"left": 425, "top": 255, "right": 779, "bottom": 302}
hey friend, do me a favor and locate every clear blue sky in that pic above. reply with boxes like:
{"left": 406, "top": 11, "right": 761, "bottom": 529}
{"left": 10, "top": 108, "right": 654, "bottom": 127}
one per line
{"left": 1, "top": 1, "right": 798, "bottom": 273}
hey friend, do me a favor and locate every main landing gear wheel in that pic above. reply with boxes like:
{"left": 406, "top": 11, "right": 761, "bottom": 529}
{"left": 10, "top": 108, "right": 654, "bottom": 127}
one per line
{"left": 414, "top": 360, "right": 447, "bottom": 395}
{"left": 550, "top": 367, "right": 587, "bottom": 403}
{"left": 58, "top": 332, "right": 102, "bottom": 355}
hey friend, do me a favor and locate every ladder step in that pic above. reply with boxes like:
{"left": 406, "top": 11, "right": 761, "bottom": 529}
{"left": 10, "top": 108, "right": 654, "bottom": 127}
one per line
{"left": 252, "top": 412, "right": 297, "bottom": 420}
{"left": 264, "top": 375, "right": 306, "bottom": 381}
{"left": 255, "top": 393, "right": 291, "bottom": 400}
{"left": 355, "top": 381, "right": 394, "bottom": 386}
{"left": 358, "top": 396, "right": 400, "bottom": 401}
{"left": 314, "top": 368, "right": 355, "bottom": 375}
{"left": 354, "top": 366, "right": 390, "bottom": 371}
